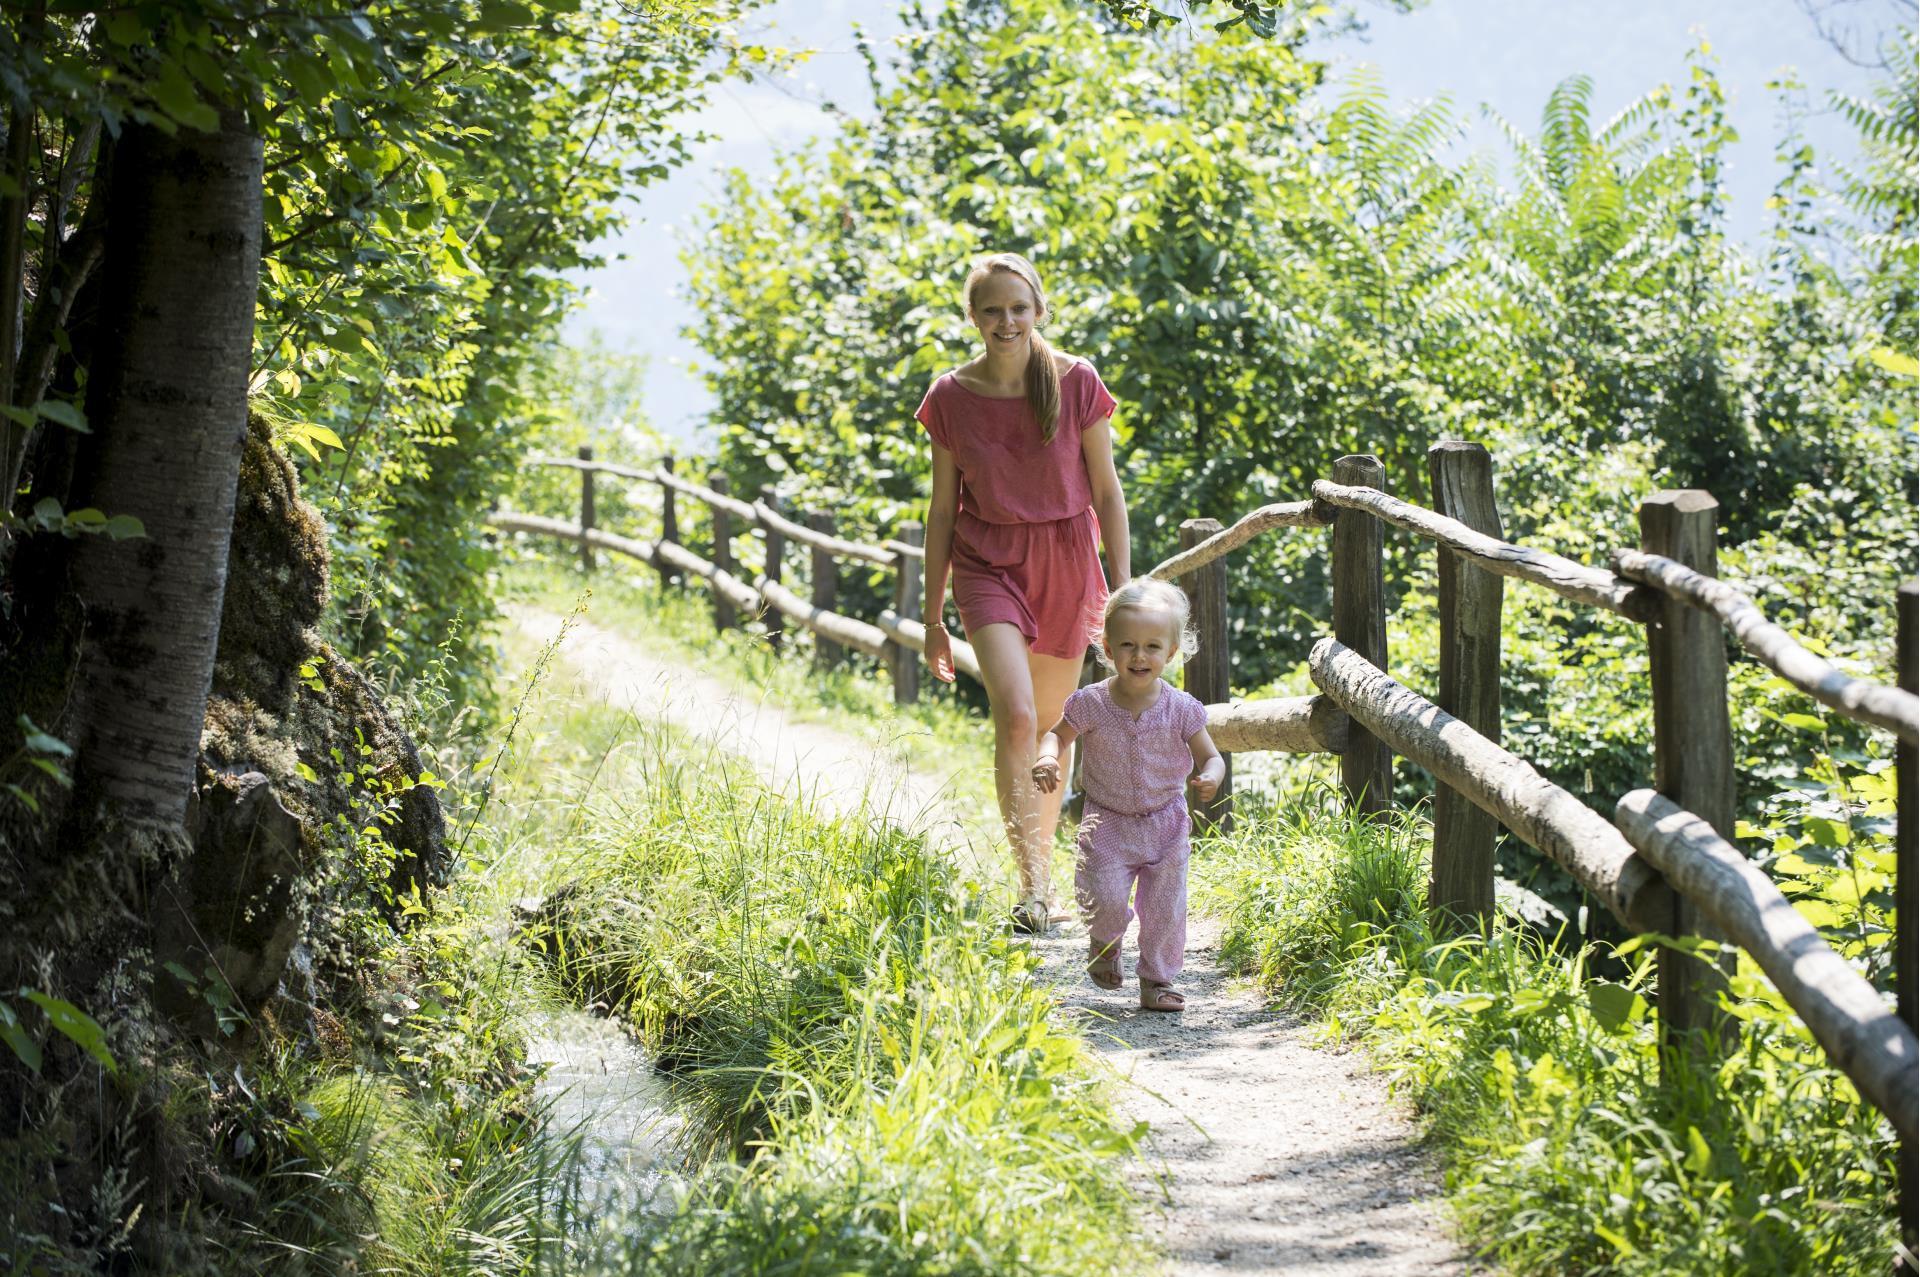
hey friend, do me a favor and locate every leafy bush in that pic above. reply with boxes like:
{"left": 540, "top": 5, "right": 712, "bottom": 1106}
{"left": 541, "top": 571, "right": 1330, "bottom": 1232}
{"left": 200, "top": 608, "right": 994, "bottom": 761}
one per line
{"left": 1193, "top": 794, "right": 1901, "bottom": 1275}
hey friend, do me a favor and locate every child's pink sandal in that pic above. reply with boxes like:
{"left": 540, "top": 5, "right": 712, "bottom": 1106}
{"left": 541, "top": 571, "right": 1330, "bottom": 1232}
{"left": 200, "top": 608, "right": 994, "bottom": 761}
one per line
{"left": 1140, "top": 979, "right": 1185, "bottom": 1012}
{"left": 1087, "top": 941, "right": 1122, "bottom": 990}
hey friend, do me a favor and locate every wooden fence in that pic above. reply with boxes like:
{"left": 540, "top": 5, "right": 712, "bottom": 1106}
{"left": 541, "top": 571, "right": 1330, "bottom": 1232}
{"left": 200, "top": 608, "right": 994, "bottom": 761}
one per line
{"left": 493, "top": 441, "right": 1920, "bottom": 1247}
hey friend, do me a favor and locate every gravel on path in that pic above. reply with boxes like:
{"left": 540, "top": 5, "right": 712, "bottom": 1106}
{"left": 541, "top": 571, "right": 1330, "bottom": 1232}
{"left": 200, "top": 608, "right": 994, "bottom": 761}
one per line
{"left": 1033, "top": 915, "right": 1467, "bottom": 1274}
{"left": 517, "top": 605, "right": 1469, "bottom": 1275}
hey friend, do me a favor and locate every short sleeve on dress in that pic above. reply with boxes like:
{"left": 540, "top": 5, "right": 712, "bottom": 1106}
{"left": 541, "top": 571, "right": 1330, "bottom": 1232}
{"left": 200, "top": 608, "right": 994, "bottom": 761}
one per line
{"left": 1176, "top": 690, "right": 1208, "bottom": 740}
{"left": 1076, "top": 360, "right": 1117, "bottom": 432}
{"left": 1062, "top": 686, "right": 1100, "bottom": 736}
{"left": 914, "top": 378, "right": 950, "bottom": 450}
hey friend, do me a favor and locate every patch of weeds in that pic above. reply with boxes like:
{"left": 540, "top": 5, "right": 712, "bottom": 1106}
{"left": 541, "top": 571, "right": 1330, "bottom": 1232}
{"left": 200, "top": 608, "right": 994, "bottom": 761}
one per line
{"left": 1193, "top": 790, "right": 1900, "bottom": 1275}
{"left": 501, "top": 682, "right": 1145, "bottom": 1275}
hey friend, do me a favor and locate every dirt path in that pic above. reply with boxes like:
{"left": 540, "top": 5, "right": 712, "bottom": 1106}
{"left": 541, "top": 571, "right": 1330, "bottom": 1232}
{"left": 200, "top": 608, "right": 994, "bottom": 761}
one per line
{"left": 1034, "top": 916, "right": 1464, "bottom": 1274}
{"left": 519, "top": 606, "right": 1467, "bottom": 1274}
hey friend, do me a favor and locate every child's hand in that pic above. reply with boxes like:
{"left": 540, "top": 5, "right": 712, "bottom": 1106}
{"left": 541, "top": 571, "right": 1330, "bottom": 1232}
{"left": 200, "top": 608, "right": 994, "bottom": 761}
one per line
{"left": 1032, "top": 756, "right": 1061, "bottom": 794}
{"left": 1189, "top": 770, "right": 1219, "bottom": 803}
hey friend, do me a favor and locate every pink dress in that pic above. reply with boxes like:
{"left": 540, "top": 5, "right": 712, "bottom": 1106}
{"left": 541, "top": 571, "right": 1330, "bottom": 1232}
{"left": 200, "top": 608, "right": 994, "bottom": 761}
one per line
{"left": 915, "top": 360, "right": 1117, "bottom": 661}
{"left": 1062, "top": 680, "right": 1207, "bottom": 983}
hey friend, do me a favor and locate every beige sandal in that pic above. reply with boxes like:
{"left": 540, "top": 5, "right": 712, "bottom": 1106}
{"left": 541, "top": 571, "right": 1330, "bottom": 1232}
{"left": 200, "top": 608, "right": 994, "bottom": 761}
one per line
{"left": 1140, "top": 979, "right": 1186, "bottom": 1012}
{"left": 1010, "top": 899, "right": 1051, "bottom": 936}
{"left": 1087, "top": 941, "right": 1122, "bottom": 990}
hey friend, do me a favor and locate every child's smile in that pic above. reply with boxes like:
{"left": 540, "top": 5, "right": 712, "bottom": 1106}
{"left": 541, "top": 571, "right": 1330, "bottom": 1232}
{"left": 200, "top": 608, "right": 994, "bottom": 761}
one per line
{"left": 1103, "top": 603, "right": 1179, "bottom": 700}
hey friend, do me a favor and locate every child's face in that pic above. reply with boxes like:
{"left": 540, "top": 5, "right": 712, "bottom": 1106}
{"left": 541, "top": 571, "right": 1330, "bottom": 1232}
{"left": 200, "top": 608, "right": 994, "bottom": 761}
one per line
{"left": 968, "top": 271, "right": 1041, "bottom": 359}
{"left": 1103, "top": 605, "right": 1180, "bottom": 689}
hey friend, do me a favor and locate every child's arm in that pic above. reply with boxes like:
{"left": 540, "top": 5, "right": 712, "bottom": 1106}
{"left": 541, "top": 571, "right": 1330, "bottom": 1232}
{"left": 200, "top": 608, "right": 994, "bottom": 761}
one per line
{"left": 1032, "top": 719, "right": 1080, "bottom": 794}
{"left": 1187, "top": 726, "right": 1226, "bottom": 803}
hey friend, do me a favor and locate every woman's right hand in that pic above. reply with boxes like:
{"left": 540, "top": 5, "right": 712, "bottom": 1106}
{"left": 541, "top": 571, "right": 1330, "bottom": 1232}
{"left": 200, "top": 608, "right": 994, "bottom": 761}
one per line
{"left": 924, "top": 620, "right": 956, "bottom": 683}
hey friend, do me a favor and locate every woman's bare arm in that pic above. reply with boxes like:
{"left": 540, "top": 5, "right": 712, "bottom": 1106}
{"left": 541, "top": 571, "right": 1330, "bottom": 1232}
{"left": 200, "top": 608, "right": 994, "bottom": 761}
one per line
{"left": 922, "top": 442, "right": 961, "bottom": 681}
{"left": 1081, "top": 416, "right": 1130, "bottom": 585}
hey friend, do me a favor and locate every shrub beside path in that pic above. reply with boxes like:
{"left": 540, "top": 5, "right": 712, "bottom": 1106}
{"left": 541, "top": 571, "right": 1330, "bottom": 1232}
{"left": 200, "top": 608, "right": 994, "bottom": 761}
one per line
{"left": 514, "top": 606, "right": 1467, "bottom": 1274}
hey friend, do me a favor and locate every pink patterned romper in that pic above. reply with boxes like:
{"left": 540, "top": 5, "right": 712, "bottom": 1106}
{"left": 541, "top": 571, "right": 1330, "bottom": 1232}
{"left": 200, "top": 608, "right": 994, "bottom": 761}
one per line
{"left": 914, "top": 360, "right": 1117, "bottom": 660}
{"left": 1062, "top": 680, "right": 1208, "bottom": 983}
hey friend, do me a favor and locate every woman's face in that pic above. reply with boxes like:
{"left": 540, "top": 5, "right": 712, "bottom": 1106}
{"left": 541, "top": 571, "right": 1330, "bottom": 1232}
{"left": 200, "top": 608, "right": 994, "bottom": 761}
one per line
{"left": 968, "top": 270, "right": 1042, "bottom": 358}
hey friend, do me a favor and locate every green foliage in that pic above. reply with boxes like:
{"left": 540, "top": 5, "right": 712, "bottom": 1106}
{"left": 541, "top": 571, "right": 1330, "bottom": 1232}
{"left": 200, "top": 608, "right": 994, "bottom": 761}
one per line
{"left": 1, "top": 0, "right": 772, "bottom": 713}
{"left": 681, "top": 6, "right": 1914, "bottom": 920}
{"left": 0, "top": 988, "right": 116, "bottom": 1077}
{"left": 1, "top": 713, "right": 72, "bottom": 814}
{"left": 474, "top": 626, "right": 1142, "bottom": 1274}
{"left": 1194, "top": 797, "right": 1900, "bottom": 1274}
{"left": 504, "top": 332, "right": 666, "bottom": 543}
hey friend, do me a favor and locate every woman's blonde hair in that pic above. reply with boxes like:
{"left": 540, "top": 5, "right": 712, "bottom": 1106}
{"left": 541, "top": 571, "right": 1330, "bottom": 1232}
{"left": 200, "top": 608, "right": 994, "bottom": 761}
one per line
{"left": 1097, "top": 577, "right": 1199, "bottom": 670}
{"left": 963, "top": 252, "right": 1063, "bottom": 443}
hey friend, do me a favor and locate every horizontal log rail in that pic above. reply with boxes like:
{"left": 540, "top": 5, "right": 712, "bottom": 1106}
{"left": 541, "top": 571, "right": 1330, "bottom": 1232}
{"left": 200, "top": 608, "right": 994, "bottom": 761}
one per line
{"left": 487, "top": 511, "right": 655, "bottom": 564}
{"left": 508, "top": 456, "right": 1917, "bottom": 752}
{"left": 505, "top": 448, "right": 1918, "bottom": 1178}
{"left": 655, "top": 538, "right": 761, "bottom": 615}
{"left": 876, "top": 609, "right": 984, "bottom": 683}
{"left": 1204, "top": 694, "right": 1347, "bottom": 754}
{"left": 1614, "top": 549, "right": 1920, "bottom": 745}
{"left": 761, "top": 576, "right": 890, "bottom": 661}
{"left": 1145, "top": 500, "right": 1328, "bottom": 581}
{"left": 884, "top": 538, "right": 927, "bottom": 562}
{"left": 528, "top": 454, "right": 658, "bottom": 482}
{"left": 1310, "top": 637, "right": 1674, "bottom": 932}
{"left": 1616, "top": 789, "right": 1918, "bottom": 1142}
{"left": 754, "top": 499, "right": 898, "bottom": 566}
{"left": 653, "top": 465, "right": 757, "bottom": 521}
{"left": 1312, "top": 479, "right": 1658, "bottom": 622}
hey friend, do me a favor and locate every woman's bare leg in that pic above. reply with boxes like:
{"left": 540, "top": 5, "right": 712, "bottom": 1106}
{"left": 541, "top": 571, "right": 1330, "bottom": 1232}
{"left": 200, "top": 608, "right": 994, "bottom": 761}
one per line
{"left": 1026, "top": 648, "right": 1087, "bottom": 900}
{"left": 971, "top": 623, "right": 1051, "bottom": 901}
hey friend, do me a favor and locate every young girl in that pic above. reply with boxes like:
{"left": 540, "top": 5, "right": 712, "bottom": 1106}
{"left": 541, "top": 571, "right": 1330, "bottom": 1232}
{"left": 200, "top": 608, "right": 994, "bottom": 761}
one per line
{"left": 916, "top": 253, "right": 1131, "bottom": 936}
{"left": 1032, "top": 578, "right": 1225, "bottom": 1012}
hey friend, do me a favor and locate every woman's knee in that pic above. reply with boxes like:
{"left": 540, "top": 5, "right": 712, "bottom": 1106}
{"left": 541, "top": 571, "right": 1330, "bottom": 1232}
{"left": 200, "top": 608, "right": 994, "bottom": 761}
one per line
{"left": 994, "top": 698, "right": 1039, "bottom": 744}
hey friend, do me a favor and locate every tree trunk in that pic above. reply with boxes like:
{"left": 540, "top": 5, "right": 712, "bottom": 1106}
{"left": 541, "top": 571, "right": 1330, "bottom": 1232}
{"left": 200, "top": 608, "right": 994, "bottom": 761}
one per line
{"left": 61, "top": 111, "right": 263, "bottom": 827}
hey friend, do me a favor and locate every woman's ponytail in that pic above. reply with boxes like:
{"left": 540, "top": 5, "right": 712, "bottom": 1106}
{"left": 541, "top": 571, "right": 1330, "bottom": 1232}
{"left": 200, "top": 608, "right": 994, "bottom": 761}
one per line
{"left": 1027, "top": 329, "right": 1062, "bottom": 444}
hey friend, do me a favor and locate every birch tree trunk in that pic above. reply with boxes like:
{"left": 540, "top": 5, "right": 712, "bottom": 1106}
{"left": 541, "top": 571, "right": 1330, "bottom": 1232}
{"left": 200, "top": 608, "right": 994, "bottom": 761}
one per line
{"left": 62, "top": 111, "right": 263, "bottom": 827}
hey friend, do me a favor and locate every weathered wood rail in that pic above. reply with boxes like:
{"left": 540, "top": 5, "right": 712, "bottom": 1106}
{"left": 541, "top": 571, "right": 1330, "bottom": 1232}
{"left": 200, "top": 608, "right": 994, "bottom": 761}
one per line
{"left": 494, "top": 442, "right": 1920, "bottom": 1235}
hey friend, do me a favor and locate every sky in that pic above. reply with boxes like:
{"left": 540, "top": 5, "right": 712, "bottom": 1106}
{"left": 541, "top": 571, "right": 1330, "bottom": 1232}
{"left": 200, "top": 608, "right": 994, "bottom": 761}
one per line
{"left": 563, "top": 0, "right": 1901, "bottom": 444}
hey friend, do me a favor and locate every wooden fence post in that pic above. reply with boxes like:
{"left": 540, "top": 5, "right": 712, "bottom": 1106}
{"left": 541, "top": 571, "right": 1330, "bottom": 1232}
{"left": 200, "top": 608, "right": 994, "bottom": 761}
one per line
{"left": 760, "top": 485, "right": 785, "bottom": 652}
{"left": 1179, "top": 516, "right": 1233, "bottom": 833}
{"left": 891, "top": 521, "right": 924, "bottom": 705}
{"left": 1331, "top": 453, "right": 1391, "bottom": 816}
{"left": 577, "top": 445, "right": 595, "bottom": 573}
{"left": 1640, "top": 490, "right": 1736, "bottom": 1070}
{"left": 656, "top": 453, "right": 680, "bottom": 589}
{"left": 1899, "top": 579, "right": 1917, "bottom": 1263}
{"left": 1428, "top": 441, "right": 1503, "bottom": 930}
{"left": 710, "top": 469, "right": 736, "bottom": 633}
{"left": 809, "top": 511, "right": 842, "bottom": 671}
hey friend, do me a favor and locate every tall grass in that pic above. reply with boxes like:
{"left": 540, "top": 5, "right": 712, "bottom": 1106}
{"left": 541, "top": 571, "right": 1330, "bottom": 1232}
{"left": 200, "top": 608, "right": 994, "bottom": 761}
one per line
{"left": 1193, "top": 789, "right": 1900, "bottom": 1275}
{"left": 514, "top": 709, "right": 1147, "bottom": 1275}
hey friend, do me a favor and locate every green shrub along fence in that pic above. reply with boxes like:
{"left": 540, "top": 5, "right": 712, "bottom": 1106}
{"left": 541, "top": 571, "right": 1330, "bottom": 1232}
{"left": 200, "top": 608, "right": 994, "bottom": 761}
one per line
{"left": 492, "top": 439, "right": 1919, "bottom": 1253}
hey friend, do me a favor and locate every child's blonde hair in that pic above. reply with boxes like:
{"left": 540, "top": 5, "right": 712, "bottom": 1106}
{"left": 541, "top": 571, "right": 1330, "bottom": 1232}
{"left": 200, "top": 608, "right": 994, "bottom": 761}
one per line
{"left": 1098, "top": 577, "right": 1199, "bottom": 670}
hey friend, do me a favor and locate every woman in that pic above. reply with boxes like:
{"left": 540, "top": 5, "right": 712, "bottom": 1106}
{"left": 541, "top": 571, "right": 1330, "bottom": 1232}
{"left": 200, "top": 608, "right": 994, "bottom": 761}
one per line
{"left": 915, "top": 252, "right": 1131, "bottom": 934}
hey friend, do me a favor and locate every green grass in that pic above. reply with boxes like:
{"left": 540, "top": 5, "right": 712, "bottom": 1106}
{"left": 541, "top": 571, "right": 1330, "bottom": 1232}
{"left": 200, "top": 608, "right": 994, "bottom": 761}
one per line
{"left": 1193, "top": 790, "right": 1901, "bottom": 1275}
{"left": 471, "top": 601, "right": 1147, "bottom": 1275}
{"left": 500, "top": 556, "right": 999, "bottom": 826}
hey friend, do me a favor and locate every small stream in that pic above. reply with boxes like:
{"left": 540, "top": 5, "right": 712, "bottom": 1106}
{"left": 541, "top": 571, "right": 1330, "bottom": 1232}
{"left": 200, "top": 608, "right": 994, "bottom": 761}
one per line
{"left": 528, "top": 1009, "right": 684, "bottom": 1219}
